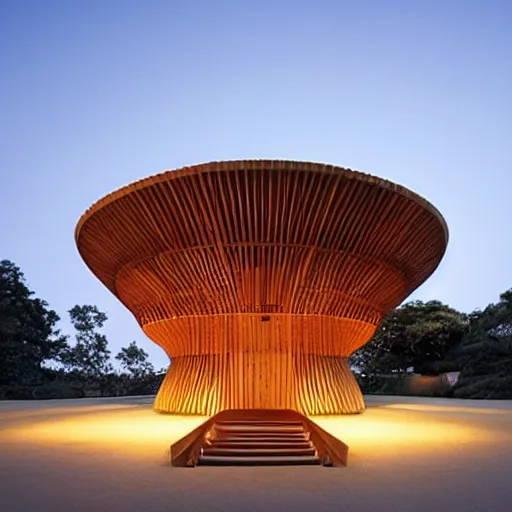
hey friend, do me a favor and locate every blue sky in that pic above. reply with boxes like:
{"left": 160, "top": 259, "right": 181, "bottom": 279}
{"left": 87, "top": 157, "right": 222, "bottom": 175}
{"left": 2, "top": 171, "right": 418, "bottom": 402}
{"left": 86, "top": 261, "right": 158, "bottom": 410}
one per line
{"left": 1, "top": 0, "right": 511, "bottom": 368}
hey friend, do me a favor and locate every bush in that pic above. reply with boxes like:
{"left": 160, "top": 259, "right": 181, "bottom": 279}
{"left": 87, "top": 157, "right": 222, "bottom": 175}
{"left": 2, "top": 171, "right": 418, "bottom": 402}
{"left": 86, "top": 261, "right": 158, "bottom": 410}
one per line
{"left": 33, "top": 382, "right": 85, "bottom": 399}
{"left": 453, "top": 374, "right": 512, "bottom": 399}
{"left": 0, "top": 382, "right": 85, "bottom": 400}
{"left": 0, "top": 386, "right": 37, "bottom": 400}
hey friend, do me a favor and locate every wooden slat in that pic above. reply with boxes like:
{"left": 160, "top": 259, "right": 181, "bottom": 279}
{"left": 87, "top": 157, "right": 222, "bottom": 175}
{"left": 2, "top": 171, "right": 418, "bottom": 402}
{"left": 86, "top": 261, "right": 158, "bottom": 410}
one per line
{"left": 76, "top": 160, "right": 448, "bottom": 415}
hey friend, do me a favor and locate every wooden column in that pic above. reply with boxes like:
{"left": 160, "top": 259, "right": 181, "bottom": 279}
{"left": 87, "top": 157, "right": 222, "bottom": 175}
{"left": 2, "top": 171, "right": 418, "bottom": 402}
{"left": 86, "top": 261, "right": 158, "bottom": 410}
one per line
{"left": 148, "top": 313, "right": 371, "bottom": 415}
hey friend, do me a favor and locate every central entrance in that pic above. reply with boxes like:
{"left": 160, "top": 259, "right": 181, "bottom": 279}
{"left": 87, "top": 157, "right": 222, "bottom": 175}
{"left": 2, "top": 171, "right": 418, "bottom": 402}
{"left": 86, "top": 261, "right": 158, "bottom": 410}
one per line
{"left": 226, "top": 314, "right": 297, "bottom": 411}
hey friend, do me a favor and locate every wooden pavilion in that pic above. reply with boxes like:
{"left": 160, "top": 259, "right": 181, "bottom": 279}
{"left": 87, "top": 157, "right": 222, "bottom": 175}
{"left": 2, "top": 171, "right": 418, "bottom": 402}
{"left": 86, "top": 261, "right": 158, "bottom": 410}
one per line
{"left": 76, "top": 160, "right": 448, "bottom": 417}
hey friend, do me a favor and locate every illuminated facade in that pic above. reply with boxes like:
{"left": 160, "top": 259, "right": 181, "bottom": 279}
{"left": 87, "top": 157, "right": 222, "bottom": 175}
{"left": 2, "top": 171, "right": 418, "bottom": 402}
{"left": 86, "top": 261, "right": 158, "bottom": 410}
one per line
{"left": 76, "top": 160, "right": 448, "bottom": 415}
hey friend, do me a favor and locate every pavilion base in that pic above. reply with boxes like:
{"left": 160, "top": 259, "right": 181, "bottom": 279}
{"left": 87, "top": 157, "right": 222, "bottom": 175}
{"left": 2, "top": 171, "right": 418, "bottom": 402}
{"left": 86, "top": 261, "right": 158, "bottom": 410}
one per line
{"left": 153, "top": 354, "right": 365, "bottom": 416}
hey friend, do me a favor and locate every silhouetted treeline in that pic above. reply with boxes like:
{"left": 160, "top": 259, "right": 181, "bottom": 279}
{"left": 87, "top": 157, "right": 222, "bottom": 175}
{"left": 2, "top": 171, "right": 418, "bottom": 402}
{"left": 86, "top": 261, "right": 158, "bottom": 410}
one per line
{"left": 352, "top": 291, "right": 512, "bottom": 398}
{"left": 0, "top": 259, "right": 165, "bottom": 400}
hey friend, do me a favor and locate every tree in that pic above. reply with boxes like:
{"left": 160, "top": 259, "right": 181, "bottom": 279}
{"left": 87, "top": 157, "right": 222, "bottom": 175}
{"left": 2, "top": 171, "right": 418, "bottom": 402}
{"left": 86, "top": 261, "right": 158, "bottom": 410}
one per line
{"left": 0, "top": 260, "right": 68, "bottom": 387}
{"left": 64, "top": 305, "right": 112, "bottom": 377}
{"left": 116, "top": 341, "right": 154, "bottom": 377}
{"left": 453, "top": 288, "right": 512, "bottom": 398}
{"left": 352, "top": 300, "right": 467, "bottom": 380}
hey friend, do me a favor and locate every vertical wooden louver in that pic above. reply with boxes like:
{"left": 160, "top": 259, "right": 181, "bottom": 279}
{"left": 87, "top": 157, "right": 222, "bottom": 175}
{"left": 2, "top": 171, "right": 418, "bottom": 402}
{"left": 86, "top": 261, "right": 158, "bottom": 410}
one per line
{"left": 75, "top": 160, "right": 448, "bottom": 415}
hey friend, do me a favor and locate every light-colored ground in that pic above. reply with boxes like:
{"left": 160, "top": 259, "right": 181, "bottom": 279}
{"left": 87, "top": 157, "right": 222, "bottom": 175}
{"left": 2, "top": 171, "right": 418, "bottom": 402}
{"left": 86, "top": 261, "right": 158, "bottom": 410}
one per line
{"left": 1, "top": 395, "right": 511, "bottom": 512}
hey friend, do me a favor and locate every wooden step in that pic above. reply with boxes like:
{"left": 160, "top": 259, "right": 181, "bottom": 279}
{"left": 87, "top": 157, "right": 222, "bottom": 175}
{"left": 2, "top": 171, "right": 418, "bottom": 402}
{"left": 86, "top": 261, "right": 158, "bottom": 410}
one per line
{"left": 200, "top": 419, "right": 318, "bottom": 465}
{"left": 214, "top": 427, "right": 305, "bottom": 436}
{"left": 213, "top": 428, "right": 307, "bottom": 436}
{"left": 210, "top": 438, "right": 310, "bottom": 446}
{"left": 198, "top": 455, "right": 322, "bottom": 466}
{"left": 210, "top": 440, "right": 313, "bottom": 449}
{"left": 215, "top": 421, "right": 304, "bottom": 427}
{"left": 213, "top": 433, "right": 306, "bottom": 439}
{"left": 171, "top": 408, "right": 349, "bottom": 467}
{"left": 203, "top": 447, "right": 317, "bottom": 457}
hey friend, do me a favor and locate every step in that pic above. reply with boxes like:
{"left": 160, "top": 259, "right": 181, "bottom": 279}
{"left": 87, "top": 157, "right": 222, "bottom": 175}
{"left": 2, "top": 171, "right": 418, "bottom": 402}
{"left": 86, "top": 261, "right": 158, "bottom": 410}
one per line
{"left": 215, "top": 421, "right": 304, "bottom": 426}
{"left": 171, "top": 408, "right": 349, "bottom": 467}
{"left": 210, "top": 440, "right": 313, "bottom": 450}
{"left": 212, "top": 433, "right": 309, "bottom": 443}
{"left": 213, "top": 428, "right": 306, "bottom": 437}
{"left": 213, "top": 433, "right": 307, "bottom": 440}
{"left": 215, "top": 421, "right": 304, "bottom": 427}
{"left": 202, "top": 447, "right": 317, "bottom": 457}
{"left": 213, "top": 427, "right": 306, "bottom": 436}
{"left": 198, "top": 455, "right": 322, "bottom": 466}
{"left": 213, "top": 424, "right": 304, "bottom": 435}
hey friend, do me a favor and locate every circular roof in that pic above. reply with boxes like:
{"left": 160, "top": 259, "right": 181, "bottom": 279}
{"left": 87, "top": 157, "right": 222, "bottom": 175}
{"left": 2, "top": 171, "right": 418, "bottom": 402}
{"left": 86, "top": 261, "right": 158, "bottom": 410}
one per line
{"left": 76, "top": 160, "right": 448, "bottom": 323}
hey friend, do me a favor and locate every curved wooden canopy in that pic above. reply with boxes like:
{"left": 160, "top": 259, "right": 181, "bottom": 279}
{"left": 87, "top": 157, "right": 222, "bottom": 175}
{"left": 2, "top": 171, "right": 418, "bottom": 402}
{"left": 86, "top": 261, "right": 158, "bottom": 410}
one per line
{"left": 76, "top": 160, "right": 448, "bottom": 415}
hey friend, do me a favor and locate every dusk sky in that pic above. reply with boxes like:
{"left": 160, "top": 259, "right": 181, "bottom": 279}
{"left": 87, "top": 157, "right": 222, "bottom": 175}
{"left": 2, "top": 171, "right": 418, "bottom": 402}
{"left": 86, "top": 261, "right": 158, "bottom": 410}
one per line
{"left": 1, "top": 0, "right": 511, "bottom": 368}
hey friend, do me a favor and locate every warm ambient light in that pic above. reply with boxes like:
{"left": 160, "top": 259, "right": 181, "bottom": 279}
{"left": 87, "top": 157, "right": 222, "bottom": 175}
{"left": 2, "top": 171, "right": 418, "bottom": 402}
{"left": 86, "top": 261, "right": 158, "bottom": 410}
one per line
{"left": 8, "top": 406, "right": 206, "bottom": 457}
{"left": 6, "top": 403, "right": 486, "bottom": 462}
{"left": 75, "top": 160, "right": 448, "bottom": 416}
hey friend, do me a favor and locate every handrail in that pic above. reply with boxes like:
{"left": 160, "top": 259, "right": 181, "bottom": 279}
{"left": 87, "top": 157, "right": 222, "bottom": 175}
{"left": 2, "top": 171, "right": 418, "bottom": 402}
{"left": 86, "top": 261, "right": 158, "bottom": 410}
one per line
{"left": 301, "top": 417, "right": 348, "bottom": 466}
{"left": 170, "top": 417, "right": 216, "bottom": 467}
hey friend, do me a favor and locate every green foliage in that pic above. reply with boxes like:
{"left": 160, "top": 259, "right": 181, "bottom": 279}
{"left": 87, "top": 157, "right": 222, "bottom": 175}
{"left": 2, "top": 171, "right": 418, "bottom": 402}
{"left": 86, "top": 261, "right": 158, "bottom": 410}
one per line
{"left": 116, "top": 372, "right": 165, "bottom": 396}
{"left": 352, "top": 300, "right": 467, "bottom": 381}
{"left": 0, "top": 260, "right": 68, "bottom": 386}
{"left": 32, "top": 380, "right": 85, "bottom": 399}
{"left": 64, "top": 305, "right": 113, "bottom": 377}
{"left": 0, "top": 260, "right": 162, "bottom": 399}
{"left": 453, "top": 375, "right": 512, "bottom": 399}
{"left": 116, "top": 341, "right": 155, "bottom": 377}
{"left": 452, "top": 288, "right": 512, "bottom": 399}
{"left": 353, "top": 289, "right": 512, "bottom": 399}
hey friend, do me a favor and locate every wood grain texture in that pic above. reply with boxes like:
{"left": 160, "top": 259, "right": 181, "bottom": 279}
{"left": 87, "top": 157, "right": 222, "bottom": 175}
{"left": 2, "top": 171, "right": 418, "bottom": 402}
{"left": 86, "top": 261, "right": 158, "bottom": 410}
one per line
{"left": 170, "top": 409, "right": 349, "bottom": 467}
{"left": 76, "top": 160, "right": 448, "bottom": 415}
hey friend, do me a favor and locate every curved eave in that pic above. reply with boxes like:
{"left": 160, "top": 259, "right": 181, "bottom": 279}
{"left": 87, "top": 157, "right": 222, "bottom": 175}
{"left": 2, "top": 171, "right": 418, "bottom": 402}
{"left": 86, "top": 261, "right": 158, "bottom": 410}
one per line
{"left": 75, "top": 159, "right": 449, "bottom": 246}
